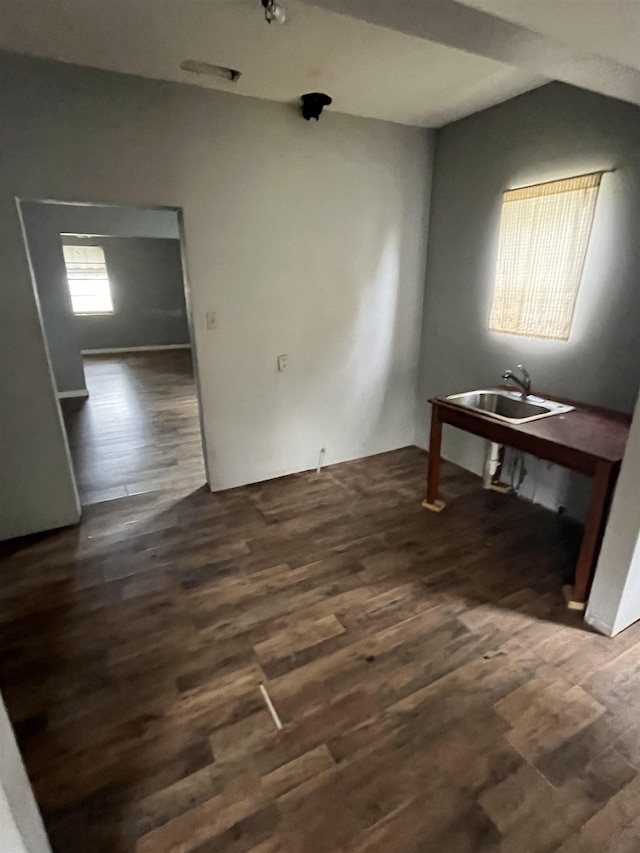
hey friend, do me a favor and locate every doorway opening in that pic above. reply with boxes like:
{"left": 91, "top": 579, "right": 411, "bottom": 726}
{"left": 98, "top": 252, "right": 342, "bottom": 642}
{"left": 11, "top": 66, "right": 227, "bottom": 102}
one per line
{"left": 18, "top": 199, "right": 208, "bottom": 506}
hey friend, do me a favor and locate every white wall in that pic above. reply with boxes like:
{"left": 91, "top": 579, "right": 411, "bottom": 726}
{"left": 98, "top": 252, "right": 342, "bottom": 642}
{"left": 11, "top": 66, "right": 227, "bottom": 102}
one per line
{"left": 612, "top": 535, "right": 640, "bottom": 636}
{"left": 0, "top": 695, "right": 51, "bottom": 853}
{"left": 0, "top": 51, "right": 432, "bottom": 540}
{"left": 586, "top": 394, "right": 640, "bottom": 636}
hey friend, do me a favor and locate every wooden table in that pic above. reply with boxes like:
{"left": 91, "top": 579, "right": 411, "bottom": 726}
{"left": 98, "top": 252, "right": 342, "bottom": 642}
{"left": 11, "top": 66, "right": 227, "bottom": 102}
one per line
{"left": 424, "top": 393, "right": 630, "bottom": 608}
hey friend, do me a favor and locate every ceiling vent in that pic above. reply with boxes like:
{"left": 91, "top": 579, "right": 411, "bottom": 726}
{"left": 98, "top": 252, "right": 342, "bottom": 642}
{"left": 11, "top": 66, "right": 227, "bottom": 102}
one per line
{"left": 180, "top": 60, "right": 241, "bottom": 82}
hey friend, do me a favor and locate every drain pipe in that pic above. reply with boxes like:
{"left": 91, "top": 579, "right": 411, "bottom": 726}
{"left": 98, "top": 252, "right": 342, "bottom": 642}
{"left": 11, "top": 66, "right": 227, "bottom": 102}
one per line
{"left": 483, "top": 442, "right": 510, "bottom": 493}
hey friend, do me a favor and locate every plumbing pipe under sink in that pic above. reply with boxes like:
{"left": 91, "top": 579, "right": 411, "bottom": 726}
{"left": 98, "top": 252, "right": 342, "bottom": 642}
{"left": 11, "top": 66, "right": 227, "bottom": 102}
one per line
{"left": 482, "top": 441, "right": 510, "bottom": 493}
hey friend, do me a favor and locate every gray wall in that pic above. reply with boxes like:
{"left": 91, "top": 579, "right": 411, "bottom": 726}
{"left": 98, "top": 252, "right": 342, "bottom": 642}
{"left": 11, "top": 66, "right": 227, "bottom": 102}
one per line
{"left": 416, "top": 82, "right": 640, "bottom": 519}
{"left": 20, "top": 201, "right": 185, "bottom": 394}
{"left": 20, "top": 203, "right": 87, "bottom": 394}
{"left": 64, "top": 235, "right": 189, "bottom": 353}
{"left": 0, "top": 51, "right": 431, "bottom": 540}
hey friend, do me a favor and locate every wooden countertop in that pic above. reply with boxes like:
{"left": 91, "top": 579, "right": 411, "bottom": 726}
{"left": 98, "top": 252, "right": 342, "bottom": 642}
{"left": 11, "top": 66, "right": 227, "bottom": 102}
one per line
{"left": 430, "top": 390, "right": 630, "bottom": 473}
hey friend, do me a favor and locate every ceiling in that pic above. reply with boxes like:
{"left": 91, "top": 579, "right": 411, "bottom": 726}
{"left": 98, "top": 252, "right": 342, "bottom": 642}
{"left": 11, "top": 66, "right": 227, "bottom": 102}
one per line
{"left": 0, "top": 0, "right": 545, "bottom": 127}
{"left": 302, "top": 0, "right": 640, "bottom": 110}
{"left": 457, "top": 0, "right": 640, "bottom": 73}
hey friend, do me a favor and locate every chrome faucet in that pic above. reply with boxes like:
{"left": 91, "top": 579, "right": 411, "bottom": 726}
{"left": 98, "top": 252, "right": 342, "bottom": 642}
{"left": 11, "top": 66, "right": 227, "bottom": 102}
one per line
{"left": 502, "top": 364, "right": 531, "bottom": 399}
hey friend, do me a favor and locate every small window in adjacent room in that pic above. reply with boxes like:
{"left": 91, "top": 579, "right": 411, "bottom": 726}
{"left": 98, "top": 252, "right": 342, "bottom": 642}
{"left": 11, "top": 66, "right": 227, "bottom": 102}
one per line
{"left": 488, "top": 172, "right": 602, "bottom": 341}
{"left": 62, "top": 244, "right": 114, "bottom": 314}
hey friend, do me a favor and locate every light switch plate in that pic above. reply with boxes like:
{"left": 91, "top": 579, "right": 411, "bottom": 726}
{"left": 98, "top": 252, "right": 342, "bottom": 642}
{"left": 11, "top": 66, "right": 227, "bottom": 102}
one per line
{"left": 206, "top": 311, "right": 217, "bottom": 331}
{"left": 277, "top": 354, "right": 289, "bottom": 372}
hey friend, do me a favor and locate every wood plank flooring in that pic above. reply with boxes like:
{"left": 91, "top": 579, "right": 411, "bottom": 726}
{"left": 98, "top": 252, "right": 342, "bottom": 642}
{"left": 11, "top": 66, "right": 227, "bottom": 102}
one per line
{"left": 61, "top": 351, "right": 205, "bottom": 504}
{"left": 1, "top": 448, "right": 640, "bottom": 851}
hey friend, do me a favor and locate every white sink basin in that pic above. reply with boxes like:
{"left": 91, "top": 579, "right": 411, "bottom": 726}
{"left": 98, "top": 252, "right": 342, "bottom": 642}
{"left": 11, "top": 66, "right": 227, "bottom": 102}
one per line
{"left": 446, "top": 389, "right": 574, "bottom": 424}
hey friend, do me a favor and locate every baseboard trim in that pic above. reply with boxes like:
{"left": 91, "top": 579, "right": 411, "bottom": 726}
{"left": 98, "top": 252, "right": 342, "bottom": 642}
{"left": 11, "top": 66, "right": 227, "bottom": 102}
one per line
{"left": 57, "top": 389, "right": 89, "bottom": 399}
{"left": 81, "top": 345, "right": 191, "bottom": 355}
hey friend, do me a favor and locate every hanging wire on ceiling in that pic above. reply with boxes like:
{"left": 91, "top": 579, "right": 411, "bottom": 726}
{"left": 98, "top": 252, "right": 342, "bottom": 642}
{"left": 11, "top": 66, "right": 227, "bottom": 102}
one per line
{"left": 262, "top": 0, "right": 287, "bottom": 24}
{"left": 508, "top": 449, "right": 528, "bottom": 495}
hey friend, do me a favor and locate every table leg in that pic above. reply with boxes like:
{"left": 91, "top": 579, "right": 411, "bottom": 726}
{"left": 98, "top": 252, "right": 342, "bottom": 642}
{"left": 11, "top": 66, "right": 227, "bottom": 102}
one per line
{"left": 565, "top": 460, "right": 618, "bottom": 610}
{"left": 423, "top": 406, "right": 446, "bottom": 513}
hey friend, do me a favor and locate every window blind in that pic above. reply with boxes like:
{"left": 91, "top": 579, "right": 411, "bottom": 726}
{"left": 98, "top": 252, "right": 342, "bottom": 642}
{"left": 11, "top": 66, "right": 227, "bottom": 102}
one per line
{"left": 63, "top": 244, "right": 114, "bottom": 314}
{"left": 488, "top": 172, "right": 602, "bottom": 341}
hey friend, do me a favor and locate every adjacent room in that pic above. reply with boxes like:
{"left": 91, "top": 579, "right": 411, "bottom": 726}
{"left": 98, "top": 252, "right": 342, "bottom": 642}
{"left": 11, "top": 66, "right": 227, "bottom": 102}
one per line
{"left": 1, "top": 1, "right": 640, "bottom": 851}
{"left": 19, "top": 201, "right": 206, "bottom": 504}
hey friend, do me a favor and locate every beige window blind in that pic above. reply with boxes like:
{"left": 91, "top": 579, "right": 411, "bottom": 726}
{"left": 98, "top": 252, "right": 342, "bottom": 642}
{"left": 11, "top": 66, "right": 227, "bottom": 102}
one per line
{"left": 63, "top": 244, "right": 114, "bottom": 315}
{"left": 488, "top": 172, "right": 602, "bottom": 341}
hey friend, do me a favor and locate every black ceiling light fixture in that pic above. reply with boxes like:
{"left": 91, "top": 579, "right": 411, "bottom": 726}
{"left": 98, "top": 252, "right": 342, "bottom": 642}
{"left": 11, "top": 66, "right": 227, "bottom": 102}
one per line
{"left": 262, "top": 0, "right": 287, "bottom": 24}
{"left": 301, "top": 93, "right": 332, "bottom": 121}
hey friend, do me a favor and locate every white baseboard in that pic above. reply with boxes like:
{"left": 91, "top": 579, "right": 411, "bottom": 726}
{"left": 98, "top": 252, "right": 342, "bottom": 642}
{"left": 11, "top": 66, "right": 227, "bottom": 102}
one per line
{"left": 81, "top": 344, "right": 191, "bottom": 355}
{"left": 57, "top": 389, "right": 89, "bottom": 399}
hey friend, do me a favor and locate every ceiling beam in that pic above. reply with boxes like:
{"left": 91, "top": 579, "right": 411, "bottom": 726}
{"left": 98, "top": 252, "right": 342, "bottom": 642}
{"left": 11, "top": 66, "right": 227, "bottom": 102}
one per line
{"left": 300, "top": 0, "right": 640, "bottom": 107}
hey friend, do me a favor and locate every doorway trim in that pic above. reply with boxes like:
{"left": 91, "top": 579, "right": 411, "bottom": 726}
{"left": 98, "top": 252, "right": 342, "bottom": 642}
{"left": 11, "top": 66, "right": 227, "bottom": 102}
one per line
{"left": 16, "top": 196, "right": 212, "bottom": 508}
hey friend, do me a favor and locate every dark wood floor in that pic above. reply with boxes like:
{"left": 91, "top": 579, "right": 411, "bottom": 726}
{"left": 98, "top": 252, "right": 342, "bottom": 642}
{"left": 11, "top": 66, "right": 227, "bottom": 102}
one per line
{"left": 61, "top": 351, "right": 206, "bottom": 505}
{"left": 1, "top": 448, "right": 640, "bottom": 852}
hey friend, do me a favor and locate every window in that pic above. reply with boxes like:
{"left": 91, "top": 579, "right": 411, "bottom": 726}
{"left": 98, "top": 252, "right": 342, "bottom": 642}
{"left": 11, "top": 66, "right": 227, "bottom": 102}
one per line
{"left": 488, "top": 172, "right": 602, "bottom": 341}
{"left": 62, "top": 244, "right": 114, "bottom": 314}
